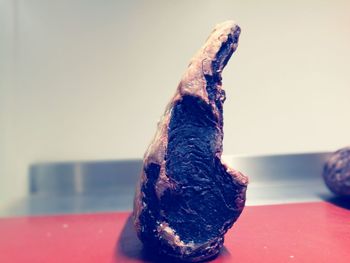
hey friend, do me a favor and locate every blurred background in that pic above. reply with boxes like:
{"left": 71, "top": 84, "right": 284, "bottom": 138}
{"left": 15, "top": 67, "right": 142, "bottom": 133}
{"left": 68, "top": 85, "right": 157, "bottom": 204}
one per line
{"left": 1, "top": 0, "right": 350, "bottom": 211}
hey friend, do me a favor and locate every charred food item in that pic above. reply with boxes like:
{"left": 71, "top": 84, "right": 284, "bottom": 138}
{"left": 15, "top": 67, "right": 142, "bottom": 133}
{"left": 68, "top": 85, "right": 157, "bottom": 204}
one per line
{"left": 133, "top": 20, "right": 248, "bottom": 262}
{"left": 323, "top": 147, "right": 350, "bottom": 197}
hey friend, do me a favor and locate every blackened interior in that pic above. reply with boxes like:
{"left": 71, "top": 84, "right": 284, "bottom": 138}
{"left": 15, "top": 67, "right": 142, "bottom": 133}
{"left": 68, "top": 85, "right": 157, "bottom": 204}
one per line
{"left": 162, "top": 95, "right": 242, "bottom": 244}
{"left": 204, "top": 29, "right": 240, "bottom": 123}
{"left": 139, "top": 163, "right": 161, "bottom": 246}
{"left": 212, "top": 28, "right": 240, "bottom": 75}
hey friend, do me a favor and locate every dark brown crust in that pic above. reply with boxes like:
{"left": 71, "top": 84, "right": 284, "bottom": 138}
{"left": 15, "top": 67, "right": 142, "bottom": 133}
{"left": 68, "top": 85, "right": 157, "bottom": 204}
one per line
{"left": 133, "top": 20, "right": 248, "bottom": 262}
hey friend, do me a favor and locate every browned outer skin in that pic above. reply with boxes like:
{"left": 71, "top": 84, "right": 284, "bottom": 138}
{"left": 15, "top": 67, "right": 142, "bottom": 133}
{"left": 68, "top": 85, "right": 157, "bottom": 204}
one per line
{"left": 133, "top": 20, "right": 248, "bottom": 262}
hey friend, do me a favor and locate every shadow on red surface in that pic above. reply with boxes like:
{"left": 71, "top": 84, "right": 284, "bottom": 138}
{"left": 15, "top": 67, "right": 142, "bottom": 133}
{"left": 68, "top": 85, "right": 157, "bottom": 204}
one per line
{"left": 319, "top": 194, "right": 350, "bottom": 210}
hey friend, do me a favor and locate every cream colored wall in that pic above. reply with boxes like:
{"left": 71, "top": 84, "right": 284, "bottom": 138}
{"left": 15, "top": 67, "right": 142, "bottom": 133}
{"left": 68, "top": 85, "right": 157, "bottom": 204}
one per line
{"left": 1, "top": 0, "right": 350, "bottom": 207}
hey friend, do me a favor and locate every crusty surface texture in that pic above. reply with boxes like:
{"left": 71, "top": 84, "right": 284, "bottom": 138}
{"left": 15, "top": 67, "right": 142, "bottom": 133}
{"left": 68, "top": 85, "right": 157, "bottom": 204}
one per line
{"left": 133, "top": 20, "right": 248, "bottom": 262}
{"left": 323, "top": 147, "right": 350, "bottom": 196}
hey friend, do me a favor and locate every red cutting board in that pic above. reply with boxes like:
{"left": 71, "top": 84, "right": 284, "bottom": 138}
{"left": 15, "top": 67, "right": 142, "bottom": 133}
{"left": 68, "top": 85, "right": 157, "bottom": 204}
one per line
{"left": 0, "top": 202, "right": 349, "bottom": 263}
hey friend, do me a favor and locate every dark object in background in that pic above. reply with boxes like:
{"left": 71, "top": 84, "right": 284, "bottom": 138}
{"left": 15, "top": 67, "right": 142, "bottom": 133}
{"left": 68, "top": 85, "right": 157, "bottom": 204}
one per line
{"left": 133, "top": 21, "right": 248, "bottom": 262}
{"left": 323, "top": 147, "right": 350, "bottom": 196}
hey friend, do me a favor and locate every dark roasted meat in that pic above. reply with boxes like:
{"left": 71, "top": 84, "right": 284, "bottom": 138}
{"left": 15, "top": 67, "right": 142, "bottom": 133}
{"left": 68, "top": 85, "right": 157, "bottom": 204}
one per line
{"left": 133, "top": 20, "right": 248, "bottom": 262}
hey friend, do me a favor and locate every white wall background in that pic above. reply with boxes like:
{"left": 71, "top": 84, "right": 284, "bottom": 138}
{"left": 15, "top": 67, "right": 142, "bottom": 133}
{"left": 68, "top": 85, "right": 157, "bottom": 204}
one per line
{"left": 1, "top": 0, "right": 350, "bottom": 207}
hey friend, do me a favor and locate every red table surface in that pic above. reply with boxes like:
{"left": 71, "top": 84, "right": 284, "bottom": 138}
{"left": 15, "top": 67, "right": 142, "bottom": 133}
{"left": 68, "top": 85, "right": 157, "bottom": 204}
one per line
{"left": 0, "top": 201, "right": 349, "bottom": 263}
